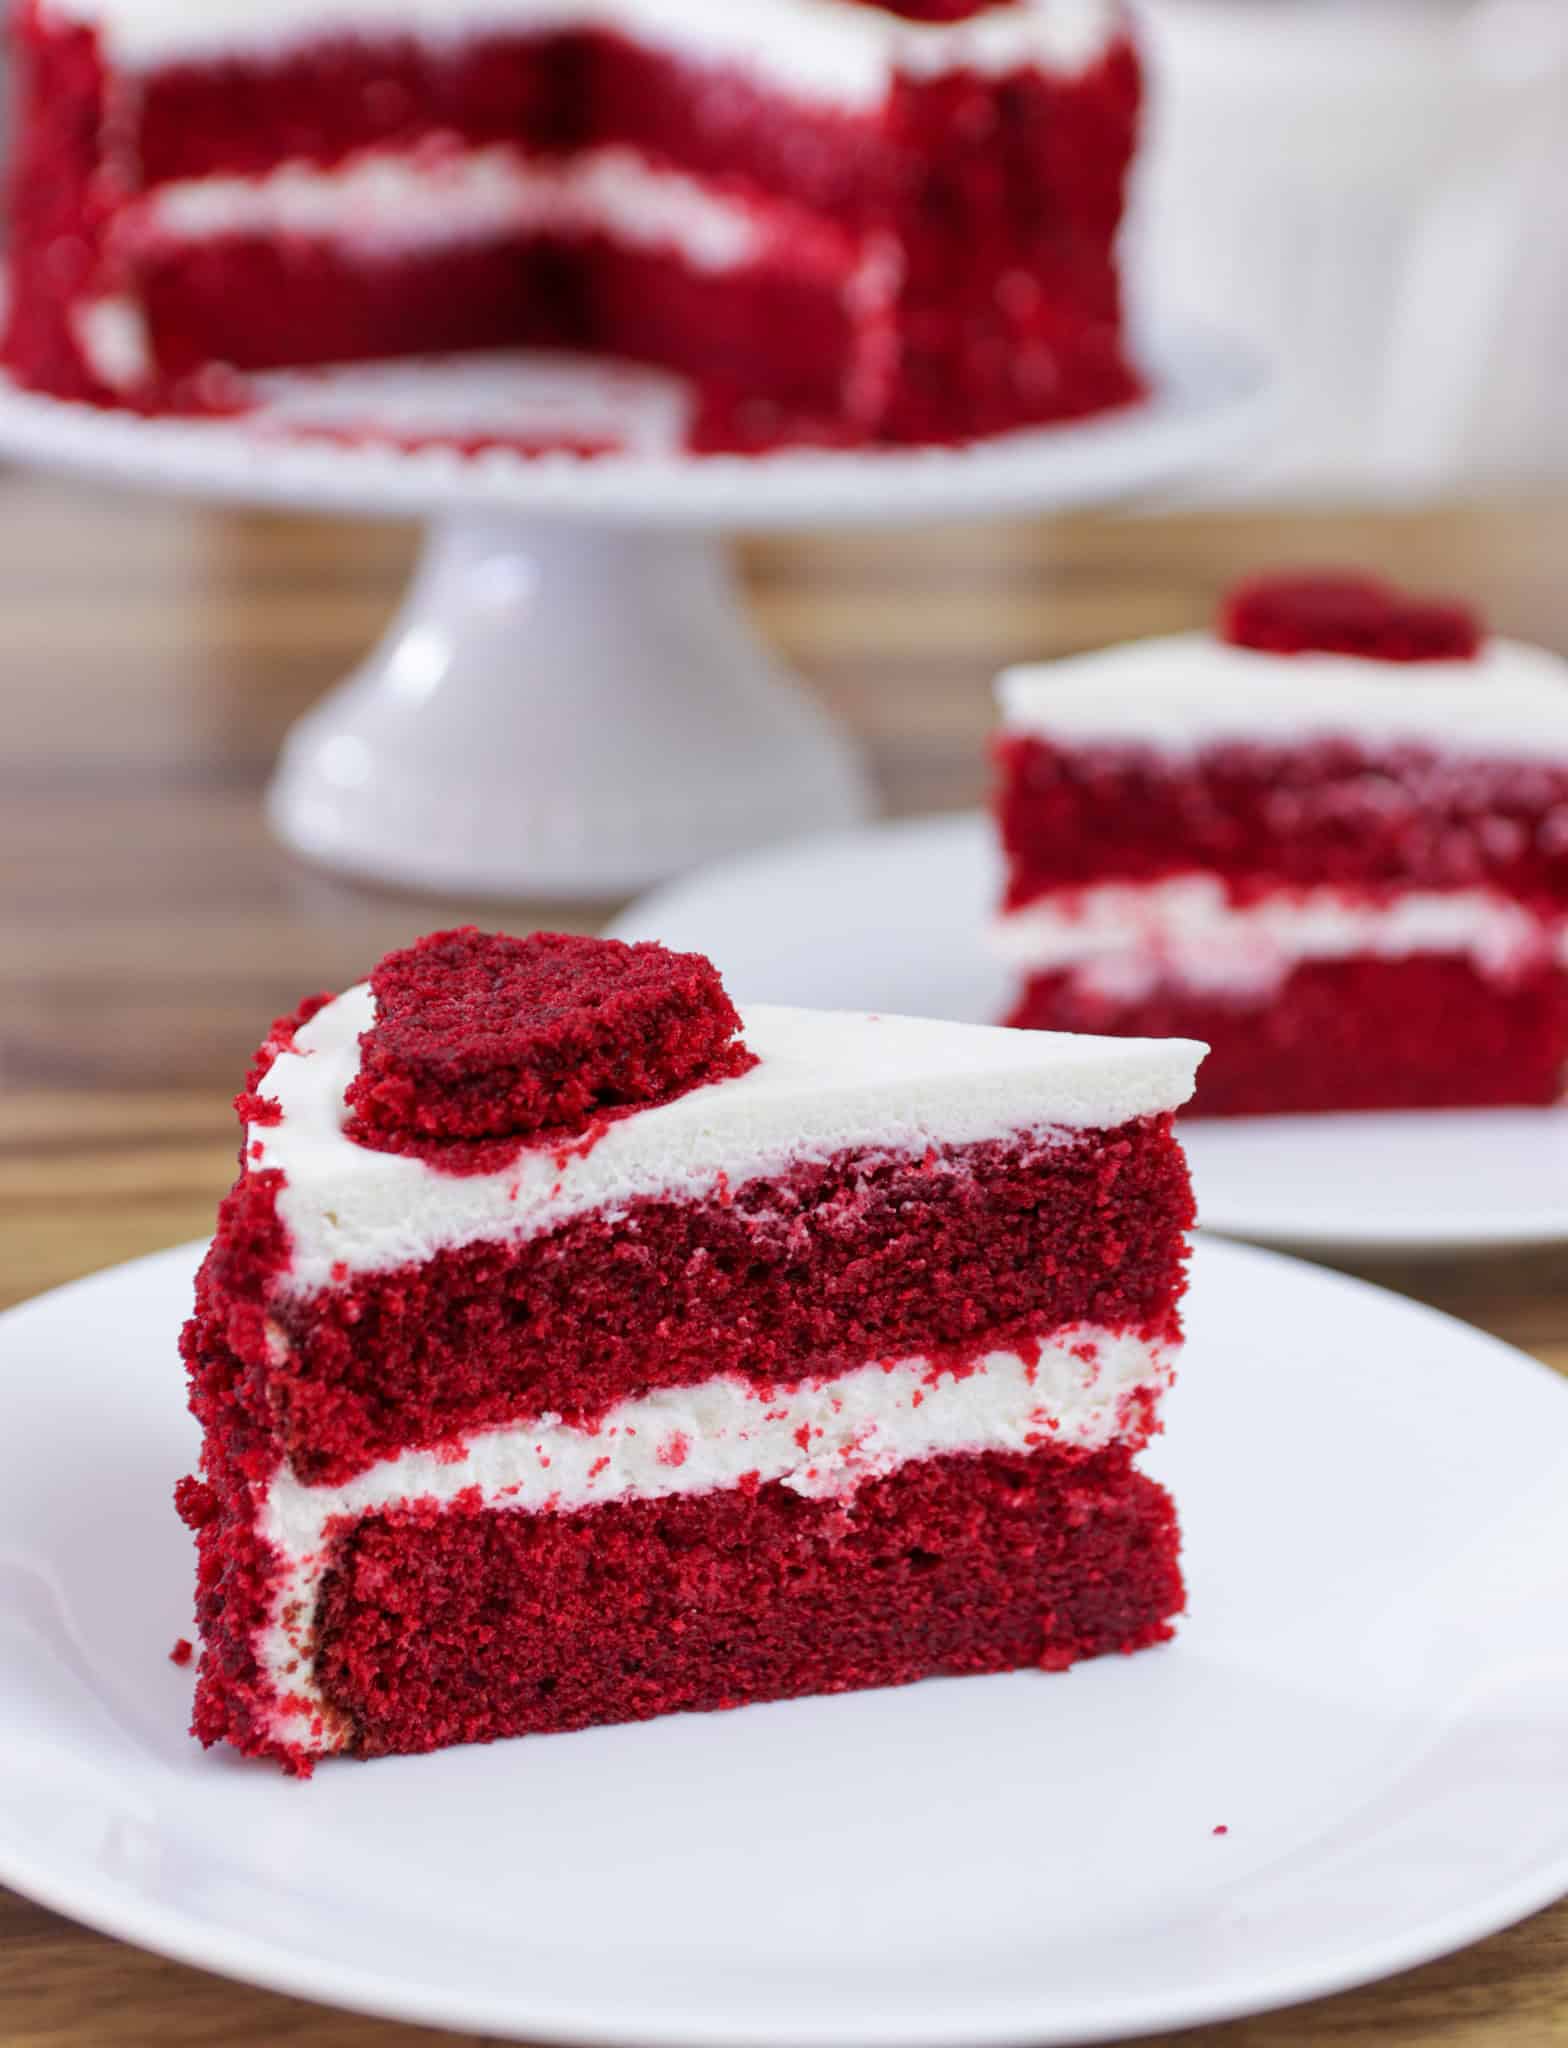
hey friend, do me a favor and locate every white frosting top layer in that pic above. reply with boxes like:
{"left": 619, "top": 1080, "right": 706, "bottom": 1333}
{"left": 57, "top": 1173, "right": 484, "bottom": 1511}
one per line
{"left": 997, "top": 633, "right": 1568, "bottom": 762}
{"left": 994, "top": 876, "right": 1565, "bottom": 995}
{"left": 256, "top": 1319, "right": 1171, "bottom": 1748}
{"left": 251, "top": 987, "right": 1203, "bottom": 1294}
{"left": 42, "top": 0, "right": 1123, "bottom": 101}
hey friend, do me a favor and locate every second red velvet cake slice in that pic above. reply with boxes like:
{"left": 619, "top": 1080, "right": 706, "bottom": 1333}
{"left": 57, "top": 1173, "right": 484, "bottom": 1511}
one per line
{"left": 180, "top": 931, "right": 1204, "bottom": 1773}
{"left": 992, "top": 574, "right": 1568, "bottom": 1114}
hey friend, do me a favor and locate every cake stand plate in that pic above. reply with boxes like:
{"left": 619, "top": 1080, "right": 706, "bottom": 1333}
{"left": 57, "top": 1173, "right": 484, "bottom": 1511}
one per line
{"left": 609, "top": 812, "right": 1568, "bottom": 1253}
{"left": 0, "top": 335, "right": 1270, "bottom": 896}
{"left": 3, "top": 1237, "right": 1568, "bottom": 2043}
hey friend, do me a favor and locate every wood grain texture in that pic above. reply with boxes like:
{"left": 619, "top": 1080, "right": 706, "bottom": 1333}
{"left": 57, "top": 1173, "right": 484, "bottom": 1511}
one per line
{"left": 1, "top": 472, "right": 1565, "bottom": 2047}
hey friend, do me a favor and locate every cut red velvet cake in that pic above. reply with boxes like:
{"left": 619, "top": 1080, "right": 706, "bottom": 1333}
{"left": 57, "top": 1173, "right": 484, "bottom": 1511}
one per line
{"left": 993, "top": 573, "right": 1568, "bottom": 1116}
{"left": 5, "top": 0, "right": 1144, "bottom": 451}
{"left": 179, "top": 927, "right": 1203, "bottom": 1773}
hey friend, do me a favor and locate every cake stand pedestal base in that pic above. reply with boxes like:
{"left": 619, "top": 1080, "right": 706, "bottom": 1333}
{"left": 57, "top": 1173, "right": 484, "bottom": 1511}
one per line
{"left": 0, "top": 329, "right": 1271, "bottom": 898}
{"left": 266, "top": 517, "right": 872, "bottom": 900}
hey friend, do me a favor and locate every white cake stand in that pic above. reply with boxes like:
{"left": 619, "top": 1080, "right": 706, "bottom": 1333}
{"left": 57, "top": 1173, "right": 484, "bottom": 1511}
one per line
{"left": 0, "top": 335, "right": 1270, "bottom": 896}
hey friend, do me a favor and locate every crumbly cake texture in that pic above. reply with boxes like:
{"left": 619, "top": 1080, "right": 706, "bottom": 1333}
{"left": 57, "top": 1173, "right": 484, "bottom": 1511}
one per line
{"left": 1008, "top": 955, "right": 1568, "bottom": 1117}
{"left": 178, "top": 932, "right": 1202, "bottom": 1772}
{"left": 993, "top": 574, "right": 1568, "bottom": 1115}
{"left": 345, "top": 928, "right": 753, "bottom": 1147}
{"left": 4, "top": 0, "right": 1144, "bottom": 451}
{"left": 317, "top": 1448, "right": 1182, "bottom": 1758}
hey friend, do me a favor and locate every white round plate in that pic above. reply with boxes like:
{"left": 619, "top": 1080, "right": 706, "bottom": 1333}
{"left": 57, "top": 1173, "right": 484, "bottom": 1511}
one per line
{"left": 611, "top": 813, "right": 1568, "bottom": 1252}
{"left": 0, "top": 330, "right": 1268, "bottom": 528}
{"left": 3, "top": 1240, "right": 1568, "bottom": 2043}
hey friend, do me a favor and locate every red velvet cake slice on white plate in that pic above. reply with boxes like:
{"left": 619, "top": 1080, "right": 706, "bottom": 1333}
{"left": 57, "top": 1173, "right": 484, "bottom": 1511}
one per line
{"left": 993, "top": 572, "right": 1568, "bottom": 1114}
{"left": 178, "top": 929, "right": 1204, "bottom": 1773}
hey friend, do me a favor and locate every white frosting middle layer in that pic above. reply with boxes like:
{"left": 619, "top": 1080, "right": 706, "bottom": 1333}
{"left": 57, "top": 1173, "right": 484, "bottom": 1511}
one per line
{"left": 257, "top": 1319, "right": 1171, "bottom": 1750}
{"left": 251, "top": 990, "right": 1203, "bottom": 1294}
{"left": 994, "top": 877, "right": 1567, "bottom": 997}
{"left": 130, "top": 145, "right": 776, "bottom": 270}
{"left": 45, "top": 0, "right": 1124, "bottom": 102}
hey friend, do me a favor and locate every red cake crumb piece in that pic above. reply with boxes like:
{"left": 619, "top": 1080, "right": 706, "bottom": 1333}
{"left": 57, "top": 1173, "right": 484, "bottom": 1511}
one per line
{"left": 345, "top": 928, "right": 754, "bottom": 1151}
{"left": 1212, "top": 1824, "right": 1229, "bottom": 1837}
{"left": 169, "top": 1637, "right": 194, "bottom": 1667}
{"left": 173, "top": 1474, "right": 217, "bottom": 1530}
{"left": 1221, "top": 572, "right": 1482, "bottom": 664}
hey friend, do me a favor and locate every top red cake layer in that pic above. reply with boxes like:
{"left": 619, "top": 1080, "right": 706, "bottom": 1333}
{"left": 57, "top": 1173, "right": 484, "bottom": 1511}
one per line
{"left": 1221, "top": 572, "right": 1482, "bottom": 664}
{"left": 344, "top": 928, "right": 753, "bottom": 1146}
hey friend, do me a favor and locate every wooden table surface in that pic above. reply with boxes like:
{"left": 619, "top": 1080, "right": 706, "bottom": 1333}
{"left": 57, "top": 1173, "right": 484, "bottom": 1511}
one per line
{"left": 2, "top": 474, "right": 1566, "bottom": 2047}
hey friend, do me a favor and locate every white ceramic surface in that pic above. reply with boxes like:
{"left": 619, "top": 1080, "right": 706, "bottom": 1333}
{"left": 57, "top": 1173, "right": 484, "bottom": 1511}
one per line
{"left": 0, "top": 336, "right": 1268, "bottom": 527}
{"left": 1127, "top": 0, "right": 1568, "bottom": 496}
{"left": 266, "top": 520, "right": 871, "bottom": 896}
{"left": 0, "top": 333, "right": 1268, "bottom": 897}
{"left": 609, "top": 812, "right": 1568, "bottom": 1251}
{"left": 4, "top": 1240, "right": 1568, "bottom": 2040}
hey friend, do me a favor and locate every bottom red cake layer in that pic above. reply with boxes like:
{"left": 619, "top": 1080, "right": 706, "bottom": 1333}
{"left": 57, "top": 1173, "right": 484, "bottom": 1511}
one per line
{"left": 123, "top": 231, "right": 867, "bottom": 453}
{"left": 298, "top": 1443, "right": 1181, "bottom": 1765}
{"left": 1006, "top": 953, "right": 1568, "bottom": 1116}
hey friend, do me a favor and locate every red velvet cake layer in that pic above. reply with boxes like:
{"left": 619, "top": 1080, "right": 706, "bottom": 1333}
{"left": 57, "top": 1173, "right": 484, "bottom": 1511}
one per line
{"left": 132, "top": 33, "right": 867, "bottom": 203}
{"left": 4, "top": 6, "right": 1144, "bottom": 446}
{"left": 143, "top": 235, "right": 570, "bottom": 383}
{"left": 185, "top": 1115, "right": 1194, "bottom": 1487}
{"left": 2, "top": 18, "right": 108, "bottom": 404}
{"left": 117, "top": 225, "right": 862, "bottom": 405}
{"left": 996, "top": 735, "right": 1568, "bottom": 911}
{"left": 875, "top": 54, "right": 1141, "bottom": 445}
{"left": 1007, "top": 954, "right": 1568, "bottom": 1115}
{"left": 177, "top": 1453, "right": 287, "bottom": 1765}
{"left": 311, "top": 1442, "right": 1182, "bottom": 1761}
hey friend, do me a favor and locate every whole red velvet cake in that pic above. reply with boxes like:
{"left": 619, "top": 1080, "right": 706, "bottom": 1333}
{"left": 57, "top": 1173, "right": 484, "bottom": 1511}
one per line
{"left": 993, "top": 574, "right": 1568, "bottom": 1116}
{"left": 179, "top": 928, "right": 1203, "bottom": 1773}
{"left": 5, "top": 0, "right": 1144, "bottom": 451}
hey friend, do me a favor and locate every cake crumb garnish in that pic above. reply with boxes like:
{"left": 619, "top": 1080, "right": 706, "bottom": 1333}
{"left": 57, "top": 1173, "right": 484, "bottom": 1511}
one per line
{"left": 342, "top": 928, "right": 755, "bottom": 1170}
{"left": 1221, "top": 570, "right": 1481, "bottom": 664}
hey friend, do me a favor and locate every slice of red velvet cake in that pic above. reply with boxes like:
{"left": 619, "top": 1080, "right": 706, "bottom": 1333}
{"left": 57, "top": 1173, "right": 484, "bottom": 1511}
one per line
{"left": 993, "top": 573, "right": 1568, "bottom": 1115}
{"left": 5, "top": 0, "right": 1144, "bottom": 451}
{"left": 179, "top": 928, "right": 1203, "bottom": 1773}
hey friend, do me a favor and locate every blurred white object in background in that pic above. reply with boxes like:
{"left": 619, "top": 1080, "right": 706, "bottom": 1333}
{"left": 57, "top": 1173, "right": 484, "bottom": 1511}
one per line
{"left": 1128, "top": 0, "right": 1568, "bottom": 499}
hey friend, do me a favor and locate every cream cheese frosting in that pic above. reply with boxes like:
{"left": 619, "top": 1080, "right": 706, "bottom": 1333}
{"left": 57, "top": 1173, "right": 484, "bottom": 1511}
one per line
{"left": 133, "top": 146, "right": 775, "bottom": 270}
{"left": 993, "top": 877, "right": 1566, "bottom": 995}
{"left": 998, "top": 633, "right": 1568, "bottom": 762}
{"left": 249, "top": 990, "right": 1204, "bottom": 1294}
{"left": 256, "top": 1319, "right": 1172, "bottom": 1748}
{"left": 42, "top": 0, "right": 1124, "bottom": 100}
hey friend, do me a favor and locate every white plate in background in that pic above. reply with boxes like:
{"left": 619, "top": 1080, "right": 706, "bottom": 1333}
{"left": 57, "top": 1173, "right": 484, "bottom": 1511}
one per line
{"left": 612, "top": 813, "right": 1568, "bottom": 1252}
